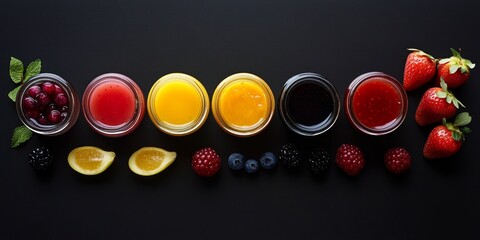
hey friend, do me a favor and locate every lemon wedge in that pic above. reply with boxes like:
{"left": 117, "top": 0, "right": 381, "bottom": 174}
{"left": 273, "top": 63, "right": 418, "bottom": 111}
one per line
{"left": 68, "top": 146, "right": 115, "bottom": 175}
{"left": 128, "top": 147, "right": 176, "bottom": 176}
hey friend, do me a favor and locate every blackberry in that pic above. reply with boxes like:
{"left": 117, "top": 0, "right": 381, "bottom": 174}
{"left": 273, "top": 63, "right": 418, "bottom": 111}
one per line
{"left": 308, "top": 148, "right": 331, "bottom": 174}
{"left": 279, "top": 143, "right": 302, "bottom": 169}
{"left": 28, "top": 146, "right": 53, "bottom": 171}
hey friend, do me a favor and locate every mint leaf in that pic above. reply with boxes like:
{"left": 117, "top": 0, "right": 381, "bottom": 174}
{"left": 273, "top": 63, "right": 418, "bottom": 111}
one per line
{"left": 11, "top": 125, "right": 33, "bottom": 148}
{"left": 8, "top": 85, "right": 22, "bottom": 102}
{"left": 24, "top": 59, "right": 41, "bottom": 82}
{"left": 9, "top": 57, "right": 24, "bottom": 84}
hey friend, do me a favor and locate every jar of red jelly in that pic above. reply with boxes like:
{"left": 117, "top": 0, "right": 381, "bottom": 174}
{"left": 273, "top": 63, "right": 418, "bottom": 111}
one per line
{"left": 82, "top": 73, "right": 145, "bottom": 137}
{"left": 344, "top": 72, "right": 408, "bottom": 135}
{"left": 16, "top": 73, "right": 80, "bottom": 136}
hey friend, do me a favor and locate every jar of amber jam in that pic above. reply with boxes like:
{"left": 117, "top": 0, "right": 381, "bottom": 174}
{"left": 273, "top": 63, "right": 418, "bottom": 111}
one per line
{"left": 212, "top": 73, "right": 275, "bottom": 137}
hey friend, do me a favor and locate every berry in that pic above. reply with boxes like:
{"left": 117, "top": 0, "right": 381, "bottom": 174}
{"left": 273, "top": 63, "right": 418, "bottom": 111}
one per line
{"left": 227, "top": 153, "right": 245, "bottom": 170}
{"left": 54, "top": 84, "right": 64, "bottom": 94}
{"left": 307, "top": 148, "right": 331, "bottom": 174}
{"left": 335, "top": 144, "right": 365, "bottom": 176}
{"left": 42, "top": 82, "right": 56, "bottom": 95}
{"left": 37, "top": 92, "right": 50, "bottom": 106}
{"left": 245, "top": 159, "right": 259, "bottom": 173}
{"left": 434, "top": 48, "right": 475, "bottom": 89}
{"left": 48, "top": 110, "right": 62, "bottom": 124}
{"left": 423, "top": 112, "right": 472, "bottom": 159}
{"left": 415, "top": 79, "right": 464, "bottom": 126}
{"left": 191, "top": 147, "right": 221, "bottom": 177}
{"left": 22, "top": 97, "right": 37, "bottom": 110}
{"left": 403, "top": 48, "right": 437, "bottom": 91}
{"left": 36, "top": 113, "right": 49, "bottom": 125}
{"left": 28, "top": 146, "right": 53, "bottom": 171}
{"left": 54, "top": 93, "right": 68, "bottom": 106}
{"left": 259, "top": 152, "right": 277, "bottom": 170}
{"left": 279, "top": 143, "right": 302, "bottom": 169}
{"left": 28, "top": 85, "right": 41, "bottom": 98}
{"left": 384, "top": 147, "right": 412, "bottom": 174}
{"left": 26, "top": 109, "right": 40, "bottom": 119}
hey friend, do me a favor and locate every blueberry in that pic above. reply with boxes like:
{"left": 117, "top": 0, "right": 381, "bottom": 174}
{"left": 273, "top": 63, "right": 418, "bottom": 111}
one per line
{"left": 245, "top": 159, "right": 259, "bottom": 173}
{"left": 227, "top": 153, "right": 245, "bottom": 170}
{"left": 259, "top": 152, "right": 277, "bottom": 169}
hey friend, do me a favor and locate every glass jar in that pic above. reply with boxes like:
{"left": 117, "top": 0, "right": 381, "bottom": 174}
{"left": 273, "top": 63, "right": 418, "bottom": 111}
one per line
{"left": 147, "top": 73, "right": 209, "bottom": 136}
{"left": 82, "top": 73, "right": 145, "bottom": 137}
{"left": 344, "top": 72, "right": 408, "bottom": 135}
{"left": 16, "top": 73, "right": 80, "bottom": 136}
{"left": 212, "top": 73, "right": 275, "bottom": 137}
{"left": 278, "top": 73, "right": 340, "bottom": 136}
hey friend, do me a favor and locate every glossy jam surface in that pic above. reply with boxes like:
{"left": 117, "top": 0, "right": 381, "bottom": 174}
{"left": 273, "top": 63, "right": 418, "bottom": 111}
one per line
{"left": 89, "top": 79, "right": 136, "bottom": 126}
{"left": 352, "top": 77, "right": 402, "bottom": 129}
{"left": 287, "top": 82, "right": 333, "bottom": 126}
{"left": 219, "top": 80, "right": 268, "bottom": 127}
{"left": 153, "top": 81, "right": 202, "bottom": 125}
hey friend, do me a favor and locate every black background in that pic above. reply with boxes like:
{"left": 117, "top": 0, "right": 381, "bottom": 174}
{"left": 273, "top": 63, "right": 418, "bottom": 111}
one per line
{"left": 1, "top": 0, "right": 479, "bottom": 239}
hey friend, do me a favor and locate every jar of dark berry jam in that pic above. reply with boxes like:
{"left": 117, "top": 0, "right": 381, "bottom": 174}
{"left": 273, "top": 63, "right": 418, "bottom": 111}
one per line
{"left": 16, "top": 73, "right": 80, "bottom": 136}
{"left": 278, "top": 73, "right": 340, "bottom": 136}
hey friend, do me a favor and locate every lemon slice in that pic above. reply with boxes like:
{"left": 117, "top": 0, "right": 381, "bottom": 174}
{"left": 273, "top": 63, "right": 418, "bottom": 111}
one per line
{"left": 68, "top": 146, "right": 115, "bottom": 175}
{"left": 128, "top": 147, "right": 177, "bottom": 176}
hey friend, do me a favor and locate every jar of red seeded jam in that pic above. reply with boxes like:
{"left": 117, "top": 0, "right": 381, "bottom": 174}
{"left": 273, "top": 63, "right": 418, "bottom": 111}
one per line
{"left": 344, "top": 72, "right": 408, "bottom": 135}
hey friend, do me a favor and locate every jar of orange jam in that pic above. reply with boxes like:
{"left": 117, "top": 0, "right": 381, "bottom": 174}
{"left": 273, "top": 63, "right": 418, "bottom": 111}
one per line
{"left": 147, "top": 73, "right": 209, "bottom": 136}
{"left": 212, "top": 73, "right": 275, "bottom": 137}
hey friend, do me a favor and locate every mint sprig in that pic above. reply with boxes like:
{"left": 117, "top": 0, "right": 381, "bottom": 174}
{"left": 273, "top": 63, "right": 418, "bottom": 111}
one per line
{"left": 11, "top": 125, "right": 33, "bottom": 148}
{"left": 8, "top": 57, "right": 42, "bottom": 148}
{"left": 8, "top": 57, "right": 41, "bottom": 102}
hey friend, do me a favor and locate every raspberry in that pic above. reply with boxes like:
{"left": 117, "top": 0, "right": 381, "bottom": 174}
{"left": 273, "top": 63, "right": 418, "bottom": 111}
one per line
{"left": 192, "top": 147, "right": 221, "bottom": 177}
{"left": 308, "top": 148, "right": 331, "bottom": 174}
{"left": 384, "top": 147, "right": 411, "bottom": 174}
{"left": 335, "top": 144, "right": 365, "bottom": 176}
{"left": 279, "top": 143, "right": 302, "bottom": 169}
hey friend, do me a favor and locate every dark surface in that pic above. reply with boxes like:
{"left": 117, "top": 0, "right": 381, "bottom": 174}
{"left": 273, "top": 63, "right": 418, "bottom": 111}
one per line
{"left": 1, "top": 1, "right": 479, "bottom": 239}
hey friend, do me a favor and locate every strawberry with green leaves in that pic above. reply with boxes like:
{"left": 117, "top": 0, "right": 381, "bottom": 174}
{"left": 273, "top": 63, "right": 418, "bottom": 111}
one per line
{"left": 415, "top": 78, "right": 464, "bottom": 126}
{"left": 434, "top": 48, "right": 475, "bottom": 89}
{"left": 423, "top": 112, "right": 472, "bottom": 159}
{"left": 403, "top": 48, "right": 437, "bottom": 91}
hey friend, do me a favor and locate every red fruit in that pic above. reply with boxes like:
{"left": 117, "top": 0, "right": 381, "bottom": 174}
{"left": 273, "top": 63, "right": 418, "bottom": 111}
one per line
{"left": 47, "top": 109, "right": 62, "bottom": 124}
{"left": 415, "top": 79, "right": 464, "bottom": 126}
{"left": 335, "top": 144, "right": 365, "bottom": 176}
{"left": 28, "top": 85, "right": 41, "bottom": 98}
{"left": 42, "top": 82, "right": 56, "bottom": 95}
{"left": 423, "top": 112, "right": 472, "bottom": 159}
{"left": 403, "top": 48, "right": 437, "bottom": 91}
{"left": 434, "top": 48, "right": 475, "bottom": 89}
{"left": 192, "top": 147, "right": 221, "bottom": 177}
{"left": 384, "top": 147, "right": 411, "bottom": 174}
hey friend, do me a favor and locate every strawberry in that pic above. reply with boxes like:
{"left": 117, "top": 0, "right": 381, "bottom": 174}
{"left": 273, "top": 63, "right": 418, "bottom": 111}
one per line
{"left": 415, "top": 78, "right": 465, "bottom": 126}
{"left": 403, "top": 48, "right": 437, "bottom": 91}
{"left": 434, "top": 48, "right": 475, "bottom": 89}
{"left": 423, "top": 112, "right": 472, "bottom": 159}
{"left": 191, "top": 147, "right": 221, "bottom": 177}
{"left": 335, "top": 144, "right": 365, "bottom": 176}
